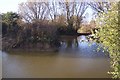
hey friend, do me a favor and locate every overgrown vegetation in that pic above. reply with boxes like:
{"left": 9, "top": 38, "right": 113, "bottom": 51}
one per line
{"left": 2, "top": 15, "right": 60, "bottom": 50}
{"left": 93, "top": 2, "right": 120, "bottom": 78}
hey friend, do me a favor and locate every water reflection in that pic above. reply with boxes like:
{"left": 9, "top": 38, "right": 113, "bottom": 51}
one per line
{"left": 60, "top": 35, "right": 89, "bottom": 49}
{"left": 59, "top": 35, "right": 109, "bottom": 58}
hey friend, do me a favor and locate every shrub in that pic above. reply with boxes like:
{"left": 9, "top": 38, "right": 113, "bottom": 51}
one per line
{"left": 94, "top": 2, "right": 120, "bottom": 78}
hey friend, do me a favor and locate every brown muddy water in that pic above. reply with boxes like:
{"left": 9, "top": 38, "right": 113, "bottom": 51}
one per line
{"left": 2, "top": 35, "right": 111, "bottom": 78}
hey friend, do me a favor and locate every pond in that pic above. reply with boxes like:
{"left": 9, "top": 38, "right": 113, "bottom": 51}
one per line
{"left": 2, "top": 35, "right": 111, "bottom": 78}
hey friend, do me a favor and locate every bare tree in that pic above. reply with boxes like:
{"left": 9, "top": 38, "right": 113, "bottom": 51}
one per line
{"left": 46, "top": 0, "right": 59, "bottom": 22}
{"left": 59, "top": 0, "right": 88, "bottom": 30}
{"left": 74, "top": 2, "right": 88, "bottom": 30}
{"left": 59, "top": 0, "right": 74, "bottom": 28}
{"left": 19, "top": 0, "right": 49, "bottom": 22}
{"left": 19, "top": 0, "right": 88, "bottom": 28}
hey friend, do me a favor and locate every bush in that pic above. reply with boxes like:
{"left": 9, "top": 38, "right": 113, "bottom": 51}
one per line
{"left": 94, "top": 2, "right": 120, "bottom": 78}
{"left": 14, "top": 20, "right": 60, "bottom": 48}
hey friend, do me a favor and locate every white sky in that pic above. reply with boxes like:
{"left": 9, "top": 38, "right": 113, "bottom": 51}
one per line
{"left": 0, "top": 0, "right": 27, "bottom": 13}
{"left": 83, "top": 6, "right": 94, "bottom": 22}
